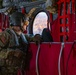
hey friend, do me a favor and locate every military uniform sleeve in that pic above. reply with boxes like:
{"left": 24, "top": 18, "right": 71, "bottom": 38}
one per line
{"left": 25, "top": 34, "right": 42, "bottom": 44}
{"left": 25, "top": 34, "right": 33, "bottom": 42}
{"left": 0, "top": 31, "right": 10, "bottom": 48}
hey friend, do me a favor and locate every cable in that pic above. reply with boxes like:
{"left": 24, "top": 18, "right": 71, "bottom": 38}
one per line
{"left": 36, "top": 44, "right": 40, "bottom": 75}
{"left": 66, "top": 42, "right": 75, "bottom": 75}
{"left": 58, "top": 42, "right": 64, "bottom": 75}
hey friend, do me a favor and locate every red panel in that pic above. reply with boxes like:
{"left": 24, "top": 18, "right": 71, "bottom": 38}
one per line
{"left": 39, "top": 43, "right": 61, "bottom": 75}
{"left": 49, "top": 13, "right": 53, "bottom": 23}
{"left": 0, "top": 13, "right": 2, "bottom": 29}
{"left": 63, "top": 43, "right": 73, "bottom": 75}
{"left": 69, "top": 14, "right": 76, "bottom": 41}
{"left": 0, "top": 14, "right": 9, "bottom": 30}
{"left": 51, "top": 18, "right": 60, "bottom": 42}
{"left": 51, "top": 14, "right": 76, "bottom": 42}
{"left": 23, "top": 43, "right": 61, "bottom": 75}
{"left": 16, "top": 43, "right": 75, "bottom": 75}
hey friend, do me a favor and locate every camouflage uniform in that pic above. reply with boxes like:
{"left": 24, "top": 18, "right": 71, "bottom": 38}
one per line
{"left": 0, "top": 28, "right": 27, "bottom": 75}
{"left": 0, "top": 8, "right": 42, "bottom": 74}
{"left": 0, "top": 28, "right": 42, "bottom": 75}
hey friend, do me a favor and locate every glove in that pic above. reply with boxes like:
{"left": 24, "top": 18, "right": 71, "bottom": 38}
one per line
{"left": 33, "top": 34, "right": 42, "bottom": 45}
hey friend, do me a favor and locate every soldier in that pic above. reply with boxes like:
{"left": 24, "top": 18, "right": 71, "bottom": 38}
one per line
{"left": 0, "top": 12, "right": 29, "bottom": 75}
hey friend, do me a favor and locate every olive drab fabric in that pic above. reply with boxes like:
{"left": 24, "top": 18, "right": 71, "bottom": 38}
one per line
{"left": 0, "top": 49, "right": 26, "bottom": 75}
{"left": 0, "top": 28, "right": 27, "bottom": 75}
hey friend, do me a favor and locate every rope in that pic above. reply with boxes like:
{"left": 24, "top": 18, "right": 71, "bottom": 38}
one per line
{"left": 66, "top": 42, "right": 76, "bottom": 75}
{"left": 58, "top": 42, "right": 64, "bottom": 75}
{"left": 36, "top": 44, "right": 40, "bottom": 75}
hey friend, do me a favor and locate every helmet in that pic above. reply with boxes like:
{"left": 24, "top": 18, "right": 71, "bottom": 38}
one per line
{"left": 10, "top": 12, "right": 25, "bottom": 27}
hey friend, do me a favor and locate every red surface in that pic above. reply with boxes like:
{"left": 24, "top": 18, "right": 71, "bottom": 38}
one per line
{"left": 69, "top": 14, "right": 76, "bottom": 41}
{"left": 0, "top": 13, "right": 9, "bottom": 30}
{"left": 51, "top": 14, "right": 76, "bottom": 42}
{"left": 17, "top": 42, "right": 75, "bottom": 75}
{"left": 52, "top": 18, "right": 59, "bottom": 42}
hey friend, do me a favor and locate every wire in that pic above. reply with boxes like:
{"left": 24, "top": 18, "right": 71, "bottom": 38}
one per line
{"left": 36, "top": 44, "right": 40, "bottom": 75}
{"left": 66, "top": 42, "right": 75, "bottom": 75}
{"left": 58, "top": 42, "right": 64, "bottom": 75}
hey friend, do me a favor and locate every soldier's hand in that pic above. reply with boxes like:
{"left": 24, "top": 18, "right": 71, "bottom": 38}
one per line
{"left": 33, "top": 34, "right": 42, "bottom": 45}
